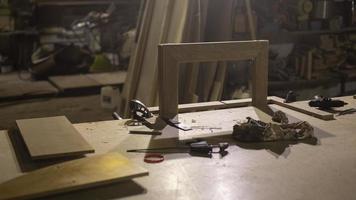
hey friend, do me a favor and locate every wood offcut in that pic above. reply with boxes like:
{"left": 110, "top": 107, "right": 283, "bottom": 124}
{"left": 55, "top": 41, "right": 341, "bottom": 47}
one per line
{"left": 0, "top": 153, "right": 148, "bottom": 200}
{"left": 16, "top": 116, "right": 94, "bottom": 160}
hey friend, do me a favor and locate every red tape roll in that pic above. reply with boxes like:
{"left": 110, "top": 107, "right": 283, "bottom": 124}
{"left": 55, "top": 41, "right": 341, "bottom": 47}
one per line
{"left": 144, "top": 154, "right": 164, "bottom": 163}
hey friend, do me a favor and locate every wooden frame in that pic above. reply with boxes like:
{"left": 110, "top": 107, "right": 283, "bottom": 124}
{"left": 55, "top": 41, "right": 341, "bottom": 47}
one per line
{"left": 158, "top": 40, "right": 269, "bottom": 119}
{"left": 149, "top": 97, "right": 334, "bottom": 121}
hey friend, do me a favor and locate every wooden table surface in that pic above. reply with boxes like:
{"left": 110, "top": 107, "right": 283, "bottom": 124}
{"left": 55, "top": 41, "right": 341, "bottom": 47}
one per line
{"left": 1, "top": 96, "right": 356, "bottom": 200}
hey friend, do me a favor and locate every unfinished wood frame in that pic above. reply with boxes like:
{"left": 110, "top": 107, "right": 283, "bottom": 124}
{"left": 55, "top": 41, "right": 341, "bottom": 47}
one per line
{"left": 150, "top": 96, "right": 334, "bottom": 121}
{"left": 158, "top": 40, "right": 269, "bottom": 119}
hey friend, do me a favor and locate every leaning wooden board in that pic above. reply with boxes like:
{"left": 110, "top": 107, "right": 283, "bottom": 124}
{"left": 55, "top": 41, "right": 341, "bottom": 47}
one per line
{"left": 16, "top": 116, "right": 94, "bottom": 160}
{"left": 0, "top": 153, "right": 148, "bottom": 200}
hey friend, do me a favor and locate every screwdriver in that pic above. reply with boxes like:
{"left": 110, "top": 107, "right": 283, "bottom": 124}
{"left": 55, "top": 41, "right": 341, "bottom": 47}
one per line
{"left": 127, "top": 141, "right": 229, "bottom": 158}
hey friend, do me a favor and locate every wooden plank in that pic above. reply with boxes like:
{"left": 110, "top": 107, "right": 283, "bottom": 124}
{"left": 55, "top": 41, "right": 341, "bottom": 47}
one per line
{"left": 244, "top": 0, "right": 256, "bottom": 40}
{"left": 0, "top": 152, "right": 148, "bottom": 200}
{"left": 209, "top": 82, "right": 222, "bottom": 101}
{"left": 0, "top": 81, "right": 58, "bottom": 101}
{"left": 209, "top": 62, "right": 227, "bottom": 101}
{"left": 306, "top": 50, "right": 313, "bottom": 80}
{"left": 158, "top": 41, "right": 269, "bottom": 119}
{"left": 136, "top": 0, "right": 191, "bottom": 107}
{"left": 49, "top": 74, "right": 99, "bottom": 92}
{"left": 269, "top": 96, "right": 334, "bottom": 120}
{"left": 300, "top": 55, "right": 306, "bottom": 78}
{"left": 16, "top": 116, "right": 94, "bottom": 160}
{"left": 201, "top": 0, "right": 235, "bottom": 102}
{"left": 133, "top": 0, "right": 171, "bottom": 106}
{"left": 149, "top": 98, "right": 257, "bottom": 114}
{"left": 182, "top": 0, "right": 209, "bottom": 103}
{"left": 86, "top": 71, "right": 126, "bottom": 86}
{"left": 118, "top": 0, "right": 155, "bottom": 117}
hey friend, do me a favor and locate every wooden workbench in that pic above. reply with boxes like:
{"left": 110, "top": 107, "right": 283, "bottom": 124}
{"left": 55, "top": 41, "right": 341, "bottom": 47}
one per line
{"left": 1, "top": 96, "right": 356, "bottom": 200}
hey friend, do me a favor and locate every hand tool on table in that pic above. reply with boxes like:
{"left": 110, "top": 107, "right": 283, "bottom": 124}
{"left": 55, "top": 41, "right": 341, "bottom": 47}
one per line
{"left": 126, "top": 99, "right": 153, "bottom": 126}
{"left": 127, "top": 141, "right": 229, "bottom": 158}
{"left": 309, "top": 96, "right": 348, "bottom": 109}
{"left": 126, "top": 99, "right": 192, "bottom": 131}
{"left": 284, "top": 90, "right": 297, "bottom": 103}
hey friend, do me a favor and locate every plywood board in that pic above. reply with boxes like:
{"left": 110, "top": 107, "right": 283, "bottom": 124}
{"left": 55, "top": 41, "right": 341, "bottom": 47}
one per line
{"left": 0, "top": 152, "right": 148, "bottom": 200}
{"left": 16, "top": 116, "right": 94, "bottom": 160}
{"left": 0, "top": 81, "right": 58, "bottom": 101}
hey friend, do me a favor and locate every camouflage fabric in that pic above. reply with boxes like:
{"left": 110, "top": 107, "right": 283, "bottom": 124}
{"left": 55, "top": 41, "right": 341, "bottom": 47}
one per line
{"left": 233, "top": 112, "right": 314, "bottom": 142}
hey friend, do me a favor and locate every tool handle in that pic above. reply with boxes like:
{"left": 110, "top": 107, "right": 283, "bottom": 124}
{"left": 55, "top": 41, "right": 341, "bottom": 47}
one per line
{"left": 189, "top": 141, "right": 212, "bottom": 157}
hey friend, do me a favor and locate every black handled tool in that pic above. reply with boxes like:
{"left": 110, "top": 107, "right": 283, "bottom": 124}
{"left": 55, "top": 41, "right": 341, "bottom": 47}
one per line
{"left": 127, "top": 141, "right": 229, "bottom": 158}
{"left": 309, "top": 96, "right": 347, "bottom": 109}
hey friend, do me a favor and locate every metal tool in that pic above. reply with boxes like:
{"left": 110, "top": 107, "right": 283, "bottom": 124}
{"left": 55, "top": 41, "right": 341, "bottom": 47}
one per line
{"left": 130, "top": 99, "right": 153, "bottom": 121}
{"left": 127, "top": 99, "right": 192, "bottom": 131}
{"left": 162, "top": 118, "right": 192, "bottom": 131}
{"left": 309, "top": 96, "right": 347, "bottom": 109}
{"left": 124, "top": 99, "right": 153, "bottom": 127}
{"left": 127, "top": 141, "right": 229, "bottom": 158}
{"left": 284, "top": 90, "right": 297, "bottom": 103}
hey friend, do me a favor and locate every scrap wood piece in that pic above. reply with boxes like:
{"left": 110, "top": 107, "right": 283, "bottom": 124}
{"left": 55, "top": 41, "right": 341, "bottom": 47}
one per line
{"left": 269, "top": 96, "right": 334, "bottom": 121}
{"left": 16, "top": 116, "right": 94, "bottom": 160}
{"left": 0, "top": 81, "right": 58, "bottom": 101}
{"left": 0, "top": 152, "right": 148, "bottom": 200}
